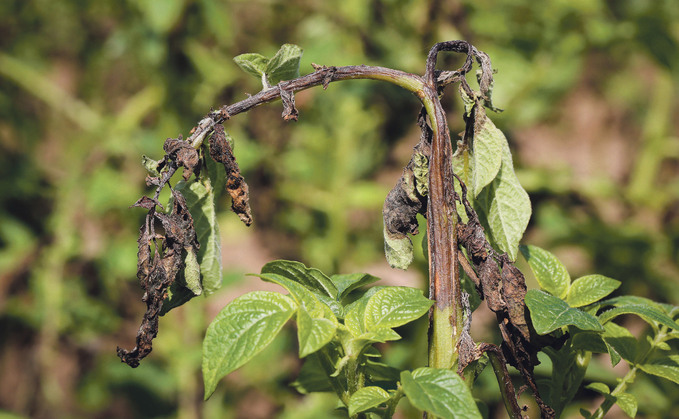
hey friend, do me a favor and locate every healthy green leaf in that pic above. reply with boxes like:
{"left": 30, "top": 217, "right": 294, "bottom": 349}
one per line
{"left": 638, "top": 355, "right": 679, "bottom": 385}
{"left": 598, "top": 305, "right": 679, "bottom": 331}
{"left": 160, "top": 281, "right": 196, "bottom": 316}
{"left": 470, "top": 106, "right": 503, "bottom": 197}
{"left": 602, "top": 321, "right": 637, "bottom": 365}
{"left": 291, "top": 355, "right": 333, "bottom": 394}
{"left": 331, "top": 273, "right": 380, "bottom": 301}
{"left": 474, "top": 140, "right": 531, "bottom": 260}
{"left": 566, "top": 274, "right": 620, "bottom": 307}
{"left": 176, "top": 178, "right": 223, "bottom": 294}
{"left": 296, "top": 303, "right": 337, "bottom": 358}
{"left": 183, "top": 247, "right": 202, "bottom": 295}
{"left": 401, "top": 368, "right": 482, "bottom": 419}
{"left": 520, "top": 245, "right": 570, "bottom": 299}
{"left": 261, "top": 260, "right": 338, "bottom": 299}
{"left": 615, "top": 393, "right": 638, "bottom": 418}
{"left": 202, "top": 291, "right": 296, "bottom": 399}
{"left": 345, "top": 328, "right": 401, "bottom": 357}
{"left": 584, "top": 382, "right": 610, "bottom": 394}
{"left": 348, "top": 386, "right": 391, "bottom": 416}
{"left": 233, "top": 53, "right": 269, "bottom": 78}
{"left": 383, "top": 224, "right": 414, "bottom": 270}
{"left": 364, "top": 287, "right": 432, "bottom": 331}
{"left": 265, "top": 44, "right": 303, "bottom": 84}
{"left": 364, "top": 359, "right": 401, "bottom": 384}
{"left": 525, "top": 289, "right": 603, "bottom": 334}
{"left": 255, "top": 272, "right": 326, "bottom": 316}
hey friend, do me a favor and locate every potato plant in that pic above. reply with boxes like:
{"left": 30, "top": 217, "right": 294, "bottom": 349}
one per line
{"left": 117, "top": 42, "right": 679, "bottom": 418}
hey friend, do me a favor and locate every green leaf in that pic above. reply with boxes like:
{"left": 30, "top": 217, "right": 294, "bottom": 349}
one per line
{"left": 602, "top": 322, "right": 637, "bottom": 365}
{"left": 331, "top": 273, "right": 380, "bottom": 301}
{"left": 566, "top": 275, "right": 620, "bottom": 307}
{"left": 265, "top": 44, "right": 303, "bottom": 84}
{"left": 348, "top": 386, "right": 391, "bottom": 416}
{"left": 475, "top": 139, "right": 531, "bottom": 260}
{"left": 615, "top": 393, "right": 638, "bottom": 418}
{"left": 638, "top": 355, "right": 679, "bottom": 385}
{"left": 176, "top": 178, "right": 223, "bottom": 294}
{"left": 291, "top": 356, "right": 333, "bottom": 394}
{"left": 233, "top": 53, "right": 269, "bottom": 79}
{"left": 261, "top": 260, "right": 338, "bottom": 299}
{"left": 255, "top": 272, "right": 326, "bottom": 316}
{"left": 344, "top": 287, "right": 384, "bottom": 336}
{"left": 364, "top": 359, "right": 401, "bottom": 384}
{"left": 296, "top": 303, "right": 337, "bottom": 358}
{"left": 520, "top": 245, "right": 570, "bottom": 299}
{"left": 598, "top": 305, "right": 679, "bottom": 331}
{"left": 525, "top": 289, "right": 603, "bottom": 334}
{"left": 345, "top": 328, "right": 401, "bottom": 357}
{"left": 470, "top": 106, "right": 504, "bottom": 197}
{"left": 401, "top": 368, "right": 482, "bottom": 419}
{"left": 383, "top": 225, "right": 414, "bottom": 270}
{"left": 183, "top": 247, "right": 202, "bottom": 295}
{"left": 160, "top": 281, "right": 196, "bottom": 316}
{"left": 585, "top": 382, "right": 610, "bottom": 394}
{"left": 202, "top": 291, "right": 296, "bottom": 399}
{"left": 364, "top": 287, "right": 432, "bottom": 331}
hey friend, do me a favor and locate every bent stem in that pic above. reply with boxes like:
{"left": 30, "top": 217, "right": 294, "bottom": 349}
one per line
{"left": 184, "top": 48, "right": 468, "bottom": 371}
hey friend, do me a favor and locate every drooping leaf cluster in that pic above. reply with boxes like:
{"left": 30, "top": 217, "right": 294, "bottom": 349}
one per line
{"left": 117, "top": 125, "right": 252, "bottom": 367}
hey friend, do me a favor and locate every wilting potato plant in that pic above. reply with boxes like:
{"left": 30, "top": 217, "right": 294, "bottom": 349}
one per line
{"left": 117, "top": 42, "right": 679, "bottom": 419}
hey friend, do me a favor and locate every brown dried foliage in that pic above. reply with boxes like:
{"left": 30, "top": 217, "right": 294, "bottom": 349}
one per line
{"left": 208, "top": 124, "right": 253, "bottom": 226}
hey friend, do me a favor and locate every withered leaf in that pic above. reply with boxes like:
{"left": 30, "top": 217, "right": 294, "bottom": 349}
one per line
{"left": 164, "top": 135, "right": 200, "bottom": 181}
{"left": 208, "top": 124, "right": 253, "bottom": 226}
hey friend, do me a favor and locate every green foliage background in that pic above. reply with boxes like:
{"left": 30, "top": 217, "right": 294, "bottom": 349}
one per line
{"left": 1, "top": 0, "right": 677, "bottom": 418}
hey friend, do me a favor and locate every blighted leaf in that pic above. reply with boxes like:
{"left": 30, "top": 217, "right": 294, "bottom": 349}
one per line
{"left": 265, "top": 44, "right": 303, "bottom": 84}
{"left": 202, "top": 291, "right": 296, "bottom": 399}
{"left": 474, "top": 140, "right": 531, "bottom": 261}
{"left": 331, "top": 273, "right": 380, "bottom": 301}
{"left": 525, "top": 289, "right": 603, "bottom": 334}
{"left": 175, "top": 178, "right": 223, "bottom": 295}
{"left": 348, "top": 386, "right": 391, "bottom": 417}
{"left": 401, "top": 368, "right": 482, "bottom": 419}
{"left": 261, "top": 260, "right": 337, "bottom": 299}
{"left": 208, "top": 124, "right": 252, "bottom": 225}
{"left": 383, "top": 119, "right": 431, "bottom": 270}
{"left": 566, "top": 275, "right": 620, "bottom": 307}
{"left": 364, "top": 287, "right": 432, "bottom": 331}
{"left": 295, "top": 303, "right": 337, "bottom": 358}
{"left": 638, "top": 355, "right": 679, "bottom": 385}
{"left": 164, "top": 136, "right": 200, "bottom": 181}
{"left": 470, "top": 105, "right": 503, "bottom": 197}
{"left": 233, "top": 53, "right": 269, "bottom": 78}
{"left": 520, "top": 245, "right": 570, "bottom": 299}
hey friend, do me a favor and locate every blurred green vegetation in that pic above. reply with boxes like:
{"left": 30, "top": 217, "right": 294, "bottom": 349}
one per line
{"left": 0, "top": 0, "right": 677, "bottom": 418}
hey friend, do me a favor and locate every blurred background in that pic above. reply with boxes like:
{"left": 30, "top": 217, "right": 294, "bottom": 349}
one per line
{"left": 1, "top": 0, "right": 678, "bottom": 418}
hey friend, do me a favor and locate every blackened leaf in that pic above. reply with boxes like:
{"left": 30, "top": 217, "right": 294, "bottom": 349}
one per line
{"left": 233, "top": 53, "right": 269, "bottom": 78}
{"left": 265, "top": 44, "right": 303, "bottom": 84}
{"left": 164, "top": 137, "right": 200, "bottom": 181}
{"left": 208, "top": 124, "right": 252, "bottom": 226}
